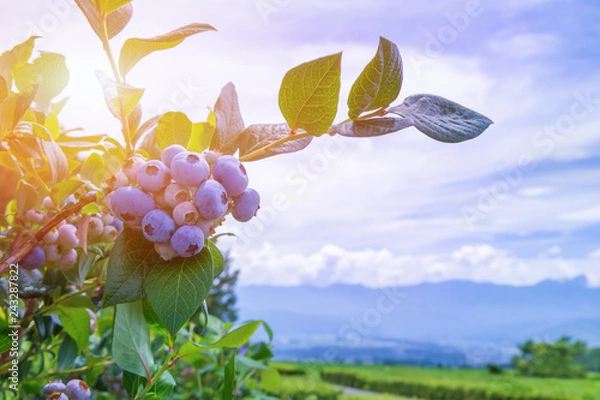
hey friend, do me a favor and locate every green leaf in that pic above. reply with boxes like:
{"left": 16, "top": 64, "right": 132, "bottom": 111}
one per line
{"left": 348, "top": 37, "right": 403, "bottom": 120}
{"left": 32, "top": 52, "right": 70, "bottom": 107}
{"left": 188, "top": 119, "right": 216, "bottom": 153}
{"left": 143, "top": 246, "right": 213, "bottom": 335}
{"left": 55, "top": 306, "right": 90, "bottom": 351}
{"left": 142, "top": 299, "right": 172, "bottom": 343}
{"left": 39, "top": 139, "right": 68, "bottom": 185}
{"left": 259, "top": 368, "right": 282, "bottom": 393}
{"left": 113, "top": 300, "right": 155, "bottom": 377}
{"left": 208, "top": 240, "right": 224, "bottom": 278}
{"left": 278, "top": 53, "right": 342, "bottom": 135}
{"left": 103, "top": 228, "right": 158, "bottom": 307}
{"left": 74, "top": 0, "right": 132, "bottom": 41}
{"left": 119, "top": 23, "right": 217, "bottom": 77}
{"left": 80, "top": 152, "right": 110, "bottom": 187}
{"left": 238, "top": 123, "right": 313, "bottom": 161}
{"left": 0, "top": 36, "right": 38, "bottom": 87}
{"left": 16, "top": 180, "right": 38, "bottom": 214}
{"left": 59, "top": 295, "right": 94, "bottom": 309}
{"left": 388, "top": 94, "right": 493, "bottom": 143}
{"left": 223, "top": 354, "right": 235, "bottom": 400}
{"left": 155, "top": 111, "right": 192, "bottom": 151}
{"left": 150, "top": 369, "right": 176, "bottom": 398}
{"left": 179, "top": 320, "right": 263, "bottom": 359}
{"left": 210, "top": 82, "right": 245, "bottom": 154}
{"left": 96, "top": 70, "right": 144, "bottom": 120}
{"left": 57, "top": 334, "right": 78, "bottom": 370}
{"left": 122, "top": 370, "right": 145, "bottom": 398}
{"left": 101, "top": 0, "right": 132, "bottom": 14}
{"left": 331, "top": 117, "right": 412, "bottom": 137}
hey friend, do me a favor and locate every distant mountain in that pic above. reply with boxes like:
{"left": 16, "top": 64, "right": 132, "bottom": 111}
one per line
{"left": 237, "top": 277, "right": 600, "bottom": 365}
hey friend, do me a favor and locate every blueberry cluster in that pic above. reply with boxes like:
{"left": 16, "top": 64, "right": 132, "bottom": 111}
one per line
{"left": 20, "top": 198, "right": 123, "bottom": 271}
{"left": 42, "top": 379, "right": 90, "bottom": 400}
{"left": 108, "top": 147, "right": 260, "bottom": 260}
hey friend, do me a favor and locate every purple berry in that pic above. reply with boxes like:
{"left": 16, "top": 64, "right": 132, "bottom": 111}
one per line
{"left": 42, "top": 228, "right": 59, "bottom": 244}
{"left": 170, "top": 151, "right": 210, "bottom": 187}
{"left": 195, "top": 218, "right": 214, "bottom": 237}
{"left": 57, "top": 224, "right": 79, "bottom": 249}
{"left": 62, "top": 194, "right": 78, "bottom": 208}
{"left": 164, "top": 183, "right": 190, "bottom": 208}
{"left": 101, "top": 226, "right": 119, "bottom": 242}
{"left": 111, "top": 218, "right": 123, "bottom": 234}
{"left": 42, "top": 380, "right": 66, "bottom": 395}
{"left": 65, "top": 379, "right": 91, "bottom": 400}
{"left": 87, "top": 217, "right": 104, "bottom": 239}
{"left": 110, "top": 186, "right": 155, "bottom": 226}
{"left": 137, "top": 160, "right": 171, "bottom": 193}
{"left": 142, "top": 210, "right": 176, "bottom": 243}
{"left": 45, "top": 244, "right": 60, "bottom": 262}
{"left": 232, "top": 188, "right": 260, "bottom": 222}
{"left": 107, "top": 171, "right": 129, "bottom": 190}
{"left": 25, "top": 209, "right": 44, "bottom": 224}
{"left": 173, "top": 201, "right": 200, "bottom": 226}
{"left": 154, "top": 242, "right": 178, "bottom": 261}
{"left": 161, "top": 144, "right": 187, "bottom": 167}
{"left": 101, "top": 213, "right": 114, "bottom": 226}
{"left": 170, "top": 225, "right": 205, "bottom": 258}
{"left": 21, "top": 246, "right": 45, "bottom": 270}
{"left": 42, "top": 196, "right": 56, "bottom": 210}
{"left": 194, "top": 180, "right": 229, "bottom": 220}
{"left": 57, "top": 248, "right": 77, "bottom": 270}
{"left": 48, "top": 393, "right": 69, "bottom": 400}
{"left": 122, "top": 155, "right": 146, "bottom": 184}
{"left": 212, "top": 155, "right": 248, "bottom": 196}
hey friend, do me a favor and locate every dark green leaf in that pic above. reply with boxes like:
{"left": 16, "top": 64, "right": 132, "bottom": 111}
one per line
{"left": 208, "top": 241, "right": 224, "bottom": 278}
{"left": 155, "top": 111, "right": 192, "bottom": 151}
{"left": 143, "top": 246, "right": 213, "bottom": 335}
{"left": 103, "top": 228, "right": 158, "bottom": 307}
{"left": 238, "top": 123, "right": 313, "bottom": 161}
{"left": 122, "top": 370, "right": 145, "bottom": 398}
{"left": 223, "top": 354, "right": 235, "bottom": 400}
{"left": 119, "top": 23, "right": 217, "bottom": 77}
{"left": 55, "top": 306, "right": 90, "bottom": 351}
{"left": 210, "top": 82, "right": 245, "bottom": 154}
{"left": 388, "top": 94, "right": 493, "bottom": 143}
{"left": 150, "top": 369, "right": 176, "bottom": 398}
{"left": 178, "top": 320, "right": 263, "bottom": 358}
{"left": 142, "top": 298, "right": 171, "bottom": 342}
{"left": 113, "top": 300, "right": 154, "bottom": 377}
{"left": 57, "top": 334, "right": 78, "bottom": 370}
{"left": 331, "top": 117, "right": 412, "bottom": 137}
{"left": 348, "top": 37, "right": 403, "bottom": 119}
{"left": 279, "top": 53, "right": 342, "bottom": 135}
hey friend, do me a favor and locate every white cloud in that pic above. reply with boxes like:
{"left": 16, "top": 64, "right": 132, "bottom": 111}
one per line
{"left": 233, "top": 243, "right": 600, "bottom": 288}
{"left": 488, "top": 33, "right": 561, "bottom": 59}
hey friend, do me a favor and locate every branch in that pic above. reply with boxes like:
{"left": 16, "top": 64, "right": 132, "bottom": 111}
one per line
{"left": 0, "top": 193, "right": 98, "bottom": 276}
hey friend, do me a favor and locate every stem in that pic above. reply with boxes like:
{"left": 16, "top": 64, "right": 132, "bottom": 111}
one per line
{"left": 0, "top": 193, "right": 98, "bottom": 276}
{"left": 21, "top": 359, "right": 113, "bottom": 384}
{"left": 38, "top": 283, "right": 100, "bottom": 315}
{"left": 239, "top": 132, "right": 312, "bottom": 162}
{"left": 133, "top": 350, "right": 176, "bottom": 400}
{"left": 99, "top": 14, "right": 134, "bottom": 156}
{"left": 336, "top": 106, "right": 389, "bottom": 126}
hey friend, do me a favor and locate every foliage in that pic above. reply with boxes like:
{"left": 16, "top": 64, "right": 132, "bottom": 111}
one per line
{"left": 513, "top": 337, "right": 588, "bottom": 379}
{"left": 578, "top": 347, "right": 600, "bottom": 372}
{"left": 0, "top": 1, "right": 492, "bottom": 398}
{"left": 276, "top": 362, "right": 600, "bottom": 400}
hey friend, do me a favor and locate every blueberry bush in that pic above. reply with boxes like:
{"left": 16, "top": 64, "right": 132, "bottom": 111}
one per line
{"left": 0, "top": 1, "right": 492, "bottom": 399}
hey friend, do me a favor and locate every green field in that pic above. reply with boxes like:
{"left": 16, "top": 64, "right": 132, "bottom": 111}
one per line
{"left": 271, "top": 362, "right": 600, "bottom": 400}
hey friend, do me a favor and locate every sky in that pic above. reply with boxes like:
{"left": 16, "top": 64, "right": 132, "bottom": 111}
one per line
{"left": 1, "top": 0, "right": 599, "bottom": 288}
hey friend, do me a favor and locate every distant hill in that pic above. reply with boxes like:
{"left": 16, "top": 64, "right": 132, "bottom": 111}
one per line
{"left": 237, "top": 277, "right": 600, "bottom": 366}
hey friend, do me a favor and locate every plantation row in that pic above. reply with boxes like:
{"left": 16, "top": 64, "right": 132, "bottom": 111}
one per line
{"left": 319, "top": 369, "right": 577, "bottom": 400}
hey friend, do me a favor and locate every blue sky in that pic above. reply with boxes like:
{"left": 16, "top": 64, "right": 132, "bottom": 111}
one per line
{"left": 1, "top": 0, "right": 599, "bottom": 287}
